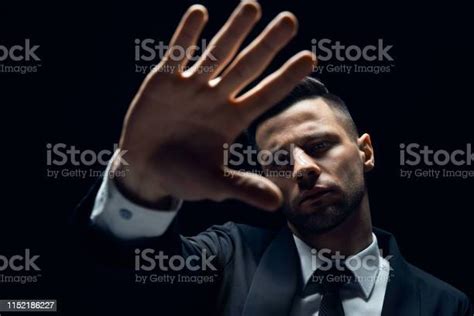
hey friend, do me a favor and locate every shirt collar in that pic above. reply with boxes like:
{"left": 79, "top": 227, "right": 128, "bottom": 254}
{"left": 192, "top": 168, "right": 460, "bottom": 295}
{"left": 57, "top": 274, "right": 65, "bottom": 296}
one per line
{"left": 293, "top": 233, "right": 381, "bottom": 299}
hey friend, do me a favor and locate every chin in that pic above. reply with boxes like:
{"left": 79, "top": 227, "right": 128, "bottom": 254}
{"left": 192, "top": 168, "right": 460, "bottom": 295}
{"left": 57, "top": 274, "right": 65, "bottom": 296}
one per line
{"left": 286, "top": 204, "right": 352, "bottom": 235}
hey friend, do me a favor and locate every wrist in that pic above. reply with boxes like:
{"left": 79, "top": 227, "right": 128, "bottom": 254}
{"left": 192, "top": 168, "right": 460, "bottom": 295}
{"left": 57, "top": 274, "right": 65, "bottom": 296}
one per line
{"left": 111, "top": 153, "right": 173, "bottom": 210}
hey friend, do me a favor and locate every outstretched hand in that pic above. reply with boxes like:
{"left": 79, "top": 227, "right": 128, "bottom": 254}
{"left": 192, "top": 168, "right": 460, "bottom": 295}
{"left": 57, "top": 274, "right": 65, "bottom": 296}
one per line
{"left": 114, "top": 1, "right": 316, "bottom": 211}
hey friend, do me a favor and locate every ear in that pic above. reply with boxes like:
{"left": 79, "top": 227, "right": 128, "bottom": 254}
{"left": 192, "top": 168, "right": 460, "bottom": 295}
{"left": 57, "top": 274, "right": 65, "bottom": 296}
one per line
{"left": 357, "top": 133, "right": 375, "bottom": 172}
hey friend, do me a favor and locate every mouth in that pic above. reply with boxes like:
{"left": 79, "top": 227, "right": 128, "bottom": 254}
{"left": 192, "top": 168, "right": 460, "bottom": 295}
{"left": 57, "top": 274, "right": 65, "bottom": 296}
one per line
{"left": 298, "top": 186, "right": 336, "bottom": 207}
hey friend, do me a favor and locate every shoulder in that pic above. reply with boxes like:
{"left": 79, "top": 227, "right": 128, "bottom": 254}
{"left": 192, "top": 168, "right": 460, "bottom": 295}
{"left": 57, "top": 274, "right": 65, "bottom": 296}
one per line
{"left": 407, "top": 263, "right": 472, "bottom": 312}
{"left": 206, "top": 221, "right": 279, "bottom": 248}
{"left": 201, "top": 221, "right": 277, "bottom": 238}
{"left": 201, "top": 221, "right": 280, "bottom": 257}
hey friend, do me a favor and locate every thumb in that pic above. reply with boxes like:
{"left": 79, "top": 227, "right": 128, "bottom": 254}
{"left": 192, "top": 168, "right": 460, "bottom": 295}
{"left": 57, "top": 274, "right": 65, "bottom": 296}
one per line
{"left": 220, "top": 167, "right": 283, "bottom": 211}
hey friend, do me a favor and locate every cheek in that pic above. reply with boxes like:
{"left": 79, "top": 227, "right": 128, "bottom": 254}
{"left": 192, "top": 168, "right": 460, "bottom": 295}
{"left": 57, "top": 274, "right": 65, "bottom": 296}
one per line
{"left": 326, "top": 145, "right": 363, "bottom": 184}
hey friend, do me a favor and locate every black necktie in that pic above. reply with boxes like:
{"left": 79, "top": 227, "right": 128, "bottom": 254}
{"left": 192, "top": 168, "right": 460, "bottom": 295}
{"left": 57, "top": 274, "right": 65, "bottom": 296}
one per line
{"left": 302, "top": 264, "right": 354, "bottom": 316}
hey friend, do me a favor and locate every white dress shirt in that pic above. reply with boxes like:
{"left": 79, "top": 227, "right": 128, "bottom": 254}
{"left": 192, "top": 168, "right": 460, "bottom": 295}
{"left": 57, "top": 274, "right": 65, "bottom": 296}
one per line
{"left": 91, "top": 156, "right": 390, "bottom": 315}
{"left": 290, "top": 234, "right": 390, "bottom": 315}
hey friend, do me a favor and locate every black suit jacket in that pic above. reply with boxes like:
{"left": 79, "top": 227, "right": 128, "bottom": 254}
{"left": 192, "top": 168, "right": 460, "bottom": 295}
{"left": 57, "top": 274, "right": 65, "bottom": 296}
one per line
{"left": 70, "top": 184, "right": 472, "bottom": 316}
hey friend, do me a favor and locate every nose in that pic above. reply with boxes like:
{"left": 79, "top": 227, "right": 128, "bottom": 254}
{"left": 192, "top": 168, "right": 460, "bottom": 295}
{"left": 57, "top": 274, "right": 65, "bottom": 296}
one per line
{"left": 292, "top": 147, "right": 321, "bottom": 191}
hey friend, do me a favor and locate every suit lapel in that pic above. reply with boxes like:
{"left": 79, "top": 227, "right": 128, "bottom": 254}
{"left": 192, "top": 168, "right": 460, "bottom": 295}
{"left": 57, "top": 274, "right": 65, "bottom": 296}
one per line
{"left": 242, "top": 226, "right": 300, "bottom": 316}
{"left": 242, "top": 227, "right": 421, "bottom": 316}
{"left": 374, "top": 228, "right": 421, "bottom": 316}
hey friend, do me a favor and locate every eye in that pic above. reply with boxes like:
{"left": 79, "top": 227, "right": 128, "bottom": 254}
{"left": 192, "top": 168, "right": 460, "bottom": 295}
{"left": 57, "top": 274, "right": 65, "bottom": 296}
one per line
{"left": 307, "top": 141, "right": 332, "bottom": 155}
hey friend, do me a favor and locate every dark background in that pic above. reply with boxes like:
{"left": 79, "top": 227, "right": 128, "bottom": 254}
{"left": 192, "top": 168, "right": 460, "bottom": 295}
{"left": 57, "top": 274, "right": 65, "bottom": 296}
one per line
{"left": 1, "top": 0, "right": 472, "bottom": 310}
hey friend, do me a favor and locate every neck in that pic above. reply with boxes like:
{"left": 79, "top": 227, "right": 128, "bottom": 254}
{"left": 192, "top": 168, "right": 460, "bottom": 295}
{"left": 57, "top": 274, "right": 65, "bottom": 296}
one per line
{"left": 289, "top": 193, "right": 373, "bottom": 256}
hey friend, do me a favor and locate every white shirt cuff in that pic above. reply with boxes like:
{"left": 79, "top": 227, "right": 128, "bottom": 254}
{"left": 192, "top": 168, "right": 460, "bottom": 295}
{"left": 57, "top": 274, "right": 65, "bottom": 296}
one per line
{"left": 90, "top": 150, "right": 182, "bottom": 240}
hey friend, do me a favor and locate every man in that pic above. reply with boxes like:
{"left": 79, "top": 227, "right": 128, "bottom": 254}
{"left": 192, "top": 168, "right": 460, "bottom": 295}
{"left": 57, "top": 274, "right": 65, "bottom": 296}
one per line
{"left": 76, "top": 2, "right": 472, "bottom": 315}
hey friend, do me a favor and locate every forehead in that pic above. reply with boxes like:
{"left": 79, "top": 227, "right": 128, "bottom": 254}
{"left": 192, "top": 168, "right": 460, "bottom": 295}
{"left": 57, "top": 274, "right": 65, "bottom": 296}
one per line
{"left": 256, "top": 98, "right": 345, "bottom": 150}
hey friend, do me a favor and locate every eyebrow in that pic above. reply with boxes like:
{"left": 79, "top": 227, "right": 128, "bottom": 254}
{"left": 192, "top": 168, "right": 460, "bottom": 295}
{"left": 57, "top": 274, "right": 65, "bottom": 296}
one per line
{"left": 268, "top": 131, "right": 339, "bottom": 154}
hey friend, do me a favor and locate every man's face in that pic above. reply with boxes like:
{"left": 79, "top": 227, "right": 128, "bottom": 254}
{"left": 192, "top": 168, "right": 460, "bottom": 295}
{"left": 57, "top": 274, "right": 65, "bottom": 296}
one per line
{"left": 256, "top": 97, "right": 373, "bottom": 234}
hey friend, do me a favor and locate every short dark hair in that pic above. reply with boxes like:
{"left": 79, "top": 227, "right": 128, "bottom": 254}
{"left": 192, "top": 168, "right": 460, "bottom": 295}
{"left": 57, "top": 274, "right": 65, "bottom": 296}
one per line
{"left": 245, "top": 77, "right": 359, "bottom": 146}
